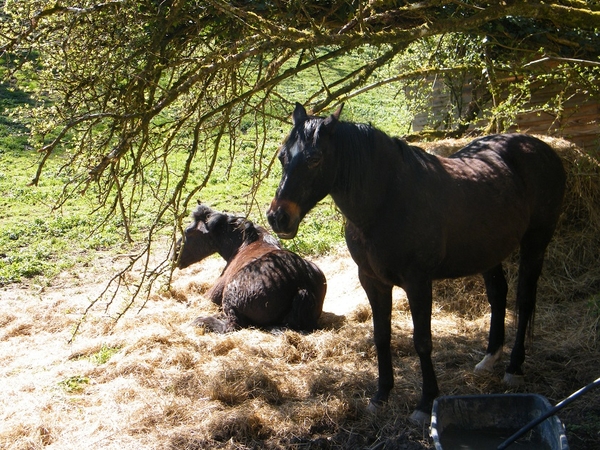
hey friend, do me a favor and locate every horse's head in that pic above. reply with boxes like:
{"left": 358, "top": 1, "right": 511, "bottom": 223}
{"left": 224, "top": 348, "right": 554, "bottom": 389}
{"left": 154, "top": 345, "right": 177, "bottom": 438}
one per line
{"left": 174, "top": 203, "right": 223, "bottom": 269}
{"left": 175, "top": 202, "right": 267, "bottom": 268}
{"left": 267, "top": 102, "right": 343, "bottom": 239}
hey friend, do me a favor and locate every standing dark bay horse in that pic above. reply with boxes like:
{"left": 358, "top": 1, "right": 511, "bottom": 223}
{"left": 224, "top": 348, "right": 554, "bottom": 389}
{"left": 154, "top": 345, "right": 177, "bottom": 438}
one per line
{"left": 175, "top": 203, "right": 326, "bottom": 333}
{"left": 267, "top": 103, "right": 566, "bottom": 423}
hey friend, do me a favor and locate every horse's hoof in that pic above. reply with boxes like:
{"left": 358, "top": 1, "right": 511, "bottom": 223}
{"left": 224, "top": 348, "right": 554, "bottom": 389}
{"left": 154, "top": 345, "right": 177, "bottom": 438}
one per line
{"left": 409, "top": 409, "right": 430, "bottom": 426}
{"left": 503, "top": 372, "right": 525, "bottom": 387}
{"left": 366, "top": 400, "right": 382, "bottom": 414}
{"left": 474, "top": 350, "right": 502, "bottom": 373}
{"left": 191, "top": 317, "right": 207, "bottom": 327}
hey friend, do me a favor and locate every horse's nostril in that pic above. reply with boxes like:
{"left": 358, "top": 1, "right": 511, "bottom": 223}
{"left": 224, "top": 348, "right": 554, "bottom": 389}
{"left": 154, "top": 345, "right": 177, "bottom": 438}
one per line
{"left": 268, "top": 207, "right": 289, "bottom": 231}
{"left": 280, "top": 210, "right": 290, "bottom": 228}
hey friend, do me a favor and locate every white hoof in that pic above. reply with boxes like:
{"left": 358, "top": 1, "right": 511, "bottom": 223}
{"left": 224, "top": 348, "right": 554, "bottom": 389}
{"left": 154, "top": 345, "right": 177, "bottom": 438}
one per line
{"left": 366, "top": 401, "right": 381, "bottom": 414}
{"left": 474, "top": 349, "right": 502, "bottom": 373}
{"left": 503, "top": 372, "right": 525, "bottom": 387}
{"left": 409, "top": 409, "right": 431, "bottom": 426}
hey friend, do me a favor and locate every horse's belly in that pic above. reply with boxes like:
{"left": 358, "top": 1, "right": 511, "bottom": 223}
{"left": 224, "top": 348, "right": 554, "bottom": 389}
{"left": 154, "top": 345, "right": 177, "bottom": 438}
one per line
{"left": 434, "top": 233, "right": 521, "bottom": 279}
{"left": 223, "top": 278, "right": 293, "bottom": 324}
{"left": 345, "top": 206, "right": 527, "bottom": 284}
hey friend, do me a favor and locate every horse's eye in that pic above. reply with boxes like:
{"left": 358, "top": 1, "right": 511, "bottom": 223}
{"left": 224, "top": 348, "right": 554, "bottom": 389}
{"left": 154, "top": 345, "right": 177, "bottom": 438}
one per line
{"left": 306, "top": 154, "right": 322, "bottom": 169}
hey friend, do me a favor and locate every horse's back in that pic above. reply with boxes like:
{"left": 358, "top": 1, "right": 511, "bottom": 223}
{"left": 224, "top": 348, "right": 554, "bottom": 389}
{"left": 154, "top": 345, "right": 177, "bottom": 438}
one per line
{"left": 451, "top": 134, "right": 565, "bottom": 185}
{"left": 419, "top": 134, "right": 565, "bottom": 278}
{"left": 231, "top": 243, "right": 324, "bottom": 286}
{"left": 220, "top": 243, "right": 326, "bottom": 326}
{"left": 450, "top": 134, "right": 566, "bottom": 222}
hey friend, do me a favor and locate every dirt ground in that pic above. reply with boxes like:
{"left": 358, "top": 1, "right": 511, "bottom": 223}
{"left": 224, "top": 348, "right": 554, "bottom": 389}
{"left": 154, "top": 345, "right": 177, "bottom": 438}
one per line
{"left": 1, "top": 244, "right": 599, "bottom": 449}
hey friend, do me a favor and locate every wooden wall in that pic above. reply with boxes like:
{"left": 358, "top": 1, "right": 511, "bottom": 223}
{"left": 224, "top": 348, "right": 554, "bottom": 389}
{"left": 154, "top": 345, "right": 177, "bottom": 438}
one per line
{"left": 412, "top": 77, "right": 600, "bottom": 151}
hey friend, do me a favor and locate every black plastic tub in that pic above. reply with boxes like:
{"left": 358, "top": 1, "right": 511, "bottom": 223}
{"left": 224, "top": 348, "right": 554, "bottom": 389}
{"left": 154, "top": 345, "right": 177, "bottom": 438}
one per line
{"left": 430, "top": 394, "right": 569, "bottom": 450}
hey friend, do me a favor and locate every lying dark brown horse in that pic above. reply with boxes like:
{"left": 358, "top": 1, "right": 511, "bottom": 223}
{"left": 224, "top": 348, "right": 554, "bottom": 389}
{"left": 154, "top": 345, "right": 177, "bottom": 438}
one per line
{"left": 175, "top": 203, "right": 326, "bottom": 333}
{"left": 267, "top": 103, "right": 566, "bottom": 423}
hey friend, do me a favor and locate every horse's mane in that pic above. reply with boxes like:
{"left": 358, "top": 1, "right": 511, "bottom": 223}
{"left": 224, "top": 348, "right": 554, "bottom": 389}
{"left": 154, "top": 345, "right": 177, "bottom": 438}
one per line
{"left": 231, "top": 217, "right": 261, "bottom": 244}
{"left": 332, "top": 122, "right": 374, "bottom": 191}
{"left": 192, "top": 204, "right": 278, "bottom": 248}
{"left": 332, "top": 121, "right": 417, "bottom": 191}
{"left": 230, "top": 217, "right": 281, "bottom": 250}
{"left": 334, "top": 121, "right": 376, "bottom": 149}
{"left": 338, "top": 119, "right": 437, "bottom": 167}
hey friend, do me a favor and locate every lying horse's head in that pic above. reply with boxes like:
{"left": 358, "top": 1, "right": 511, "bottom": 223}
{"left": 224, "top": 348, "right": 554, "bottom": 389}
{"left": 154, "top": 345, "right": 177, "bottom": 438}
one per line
{"left": 267, "top": 102, "right": 343, "bottom": 239}
{"left": 175, "top": 202, "right": 265, "bottom": 269}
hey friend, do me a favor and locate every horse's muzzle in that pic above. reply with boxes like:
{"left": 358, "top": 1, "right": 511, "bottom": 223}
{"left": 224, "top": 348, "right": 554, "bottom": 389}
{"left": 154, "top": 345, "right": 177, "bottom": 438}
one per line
{"left": 267, "top": 199, "right": 301, "bottom": 239}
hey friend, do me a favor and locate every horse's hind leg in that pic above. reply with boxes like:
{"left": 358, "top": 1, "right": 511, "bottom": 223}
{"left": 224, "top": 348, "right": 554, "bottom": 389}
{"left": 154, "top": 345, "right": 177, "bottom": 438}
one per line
{"left": 504, "top": 230, "right": 551, "bottom": 386}
{"left": 192, "top": 315, "right": 232, "bottom": 333}
{"left": 285, "top": 288, "right": 323, "bottom": 331}
{"left": 475, "top": 264, "right": 508, "bottom": 373}
{"left": 194, "top": 297, "right": 248, "bottom": 333}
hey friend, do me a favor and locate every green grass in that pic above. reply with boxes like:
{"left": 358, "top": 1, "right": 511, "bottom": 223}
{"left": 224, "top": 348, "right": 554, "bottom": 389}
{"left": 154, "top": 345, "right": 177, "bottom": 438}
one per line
{"left": 89, "top": 345, "right": 122, "bottom": 365}
{"left": 276, "top": 46, "right": 413, "bottom": 135}
{"left": 0, "top": 48, "right": 414, "bottom": 285}
{"left": 0, "top": 81, "right": 129, "bottom": 284}
{"left": 58, "top": 375, "right": 90, "bottom": 393}
{"left": 0, "top": 140, "right": 126, "bottom": 284}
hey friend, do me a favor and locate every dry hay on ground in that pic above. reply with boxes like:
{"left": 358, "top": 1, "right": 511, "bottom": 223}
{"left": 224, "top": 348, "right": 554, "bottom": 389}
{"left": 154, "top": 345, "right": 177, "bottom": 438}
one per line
{"left": 1, "top": 137, "right": 599, "bottom": 449}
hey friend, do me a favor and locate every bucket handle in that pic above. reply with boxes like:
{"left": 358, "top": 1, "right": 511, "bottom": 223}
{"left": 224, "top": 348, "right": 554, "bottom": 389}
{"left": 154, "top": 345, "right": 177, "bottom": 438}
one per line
{"left": 497, "top": 376, "right": 600, "bottom": 450}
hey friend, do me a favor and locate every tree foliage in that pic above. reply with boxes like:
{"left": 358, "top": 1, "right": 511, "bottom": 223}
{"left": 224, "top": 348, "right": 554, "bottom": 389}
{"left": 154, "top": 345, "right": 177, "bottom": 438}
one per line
{"left": 1, "top": 0, "right": 600, "bottom": 317}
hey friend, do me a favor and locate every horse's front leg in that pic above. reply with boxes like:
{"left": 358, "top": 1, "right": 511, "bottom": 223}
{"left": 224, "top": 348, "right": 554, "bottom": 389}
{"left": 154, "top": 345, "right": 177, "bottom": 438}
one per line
{"left": 358, "top": 270, "right": 394, "bottom": 408}
{"left": 405, "top": 278, "right": 438, "bottom": 425}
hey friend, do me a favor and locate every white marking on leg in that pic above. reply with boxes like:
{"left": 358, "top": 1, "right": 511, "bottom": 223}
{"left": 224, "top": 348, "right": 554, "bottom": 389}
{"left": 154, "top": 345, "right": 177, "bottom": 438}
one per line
{"left": 503, "top": 372, "right": 525, "bottom": 387}
{"left": 409, "top": 409, "right": 431, "bottom": 426}
{"left": 366, "top": 401, "right": 380, "bottom": 414}
{"left": 474, "top": 348, "right": 503, "bottom": 373}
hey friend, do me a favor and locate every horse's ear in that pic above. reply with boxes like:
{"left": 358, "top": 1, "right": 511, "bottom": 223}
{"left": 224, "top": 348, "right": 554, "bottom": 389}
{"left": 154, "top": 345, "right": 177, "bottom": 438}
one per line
{"left": 206, "top": 213, "right": 226, "bottom": 233}
{"left": 332, "top": 103, "right": 344, "bottom": 120}
{"left": 322, "top": 103, "right": 344, "bottom": 132}
{"left": 292, "top": 102, "right": 308, "bottom": 124}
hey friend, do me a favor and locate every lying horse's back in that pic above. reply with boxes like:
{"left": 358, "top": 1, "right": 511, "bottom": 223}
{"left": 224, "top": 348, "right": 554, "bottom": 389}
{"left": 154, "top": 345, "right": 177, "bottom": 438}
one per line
{"left": 216, "top": 240, "right": 326, "bottom": 330}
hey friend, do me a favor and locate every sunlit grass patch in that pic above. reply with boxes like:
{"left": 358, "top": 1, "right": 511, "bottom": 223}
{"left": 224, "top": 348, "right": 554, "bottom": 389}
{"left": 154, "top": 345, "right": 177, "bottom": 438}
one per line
{"left": 58, "top": 375, "right": 90, "bottom": 393}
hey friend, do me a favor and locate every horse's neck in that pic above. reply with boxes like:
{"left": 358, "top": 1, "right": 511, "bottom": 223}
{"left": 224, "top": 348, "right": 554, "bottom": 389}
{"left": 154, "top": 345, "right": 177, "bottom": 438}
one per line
{"left": 216, "top": 231, "right": 246, "bottom": 262}
{"left": 217, "top": 224, "right": 274, "bottom": 262}
{"left": 330, "top": 126, "right": 409, "bottom": 227}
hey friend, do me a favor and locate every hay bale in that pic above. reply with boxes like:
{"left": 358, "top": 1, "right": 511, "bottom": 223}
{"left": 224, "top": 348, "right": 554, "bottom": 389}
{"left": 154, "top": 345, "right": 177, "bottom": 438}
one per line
{"left": 548, "top": 140, "right": 600, "bottom": 299}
